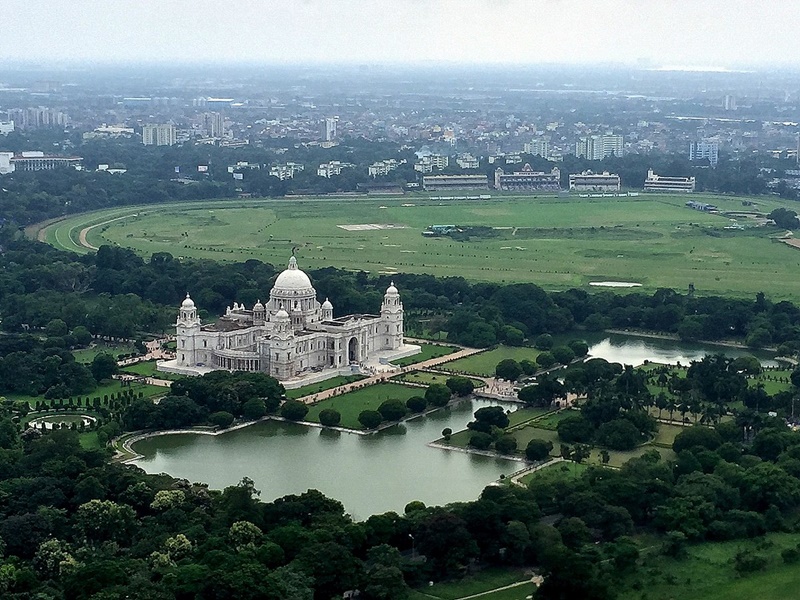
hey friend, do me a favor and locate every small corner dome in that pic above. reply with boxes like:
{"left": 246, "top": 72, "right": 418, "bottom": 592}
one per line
{"left": 181, "top": 293, "right": 195, "bottom": 309}
{"left": 273, "top": 256, "right": 314, "bottom": 293}
{"left": 322, "top": 298, "right": 333, "bottom": 309}
{"left": 275, "top": 308, "right": 290, "bottom": 319}
{"left": 385, "top": 281, "right": 399, "bottom": 295}
{"left": 253, "top": 299, "right": 264, "bottom": 310}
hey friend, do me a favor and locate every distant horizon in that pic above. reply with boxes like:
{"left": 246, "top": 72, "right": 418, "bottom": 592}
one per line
{"left": 0, "top": 0, "right": 797, "bottom": 70}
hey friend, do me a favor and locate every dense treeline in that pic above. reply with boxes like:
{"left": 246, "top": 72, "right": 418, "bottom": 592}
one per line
{"left": 3, "top": 236, "right": 800, "bottom": 356}
{"left": 2, "top": 383, "right": 800, "bottom": 597}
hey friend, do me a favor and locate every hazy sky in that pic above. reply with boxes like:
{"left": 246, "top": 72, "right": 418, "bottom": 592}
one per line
{"left": 1, "top": 0, "right": 798, "bottom": 68}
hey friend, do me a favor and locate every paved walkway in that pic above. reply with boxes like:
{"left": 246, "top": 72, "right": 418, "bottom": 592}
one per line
{"left": 302, "top": 345, "right": 484, "bottom": 403}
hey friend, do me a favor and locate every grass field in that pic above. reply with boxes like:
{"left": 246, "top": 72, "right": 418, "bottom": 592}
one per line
{"left": 441, "top": 346, "right": 542, "bottom": 377}
{"left": 618, "top": 532, "right": 800, "bottom": 600}
{"left": 284, "top": 375, "right": 366, "bottom": 399}
{"left": 393, "top": 370, "right": 484, "bottom": 388}
{"left": 304, "top": 383, "right": 421, "bottom": 429}
{"left": 519, "top": 460, "right": 588, "bottom": 486}
{"left": 392, "top": 343, "right": 458, "bottom": 366}
{"left": 408, "top": 567, "right": 532, "bottom": 600}
{"left": 6, "top": 380, "right": 165, "bottom": 406}
{"left": 120, "top": 360, "right": 182, "bottom": 380}
{"left": 35, "top": 193, "right": 800, "bottom": 301}
{"left": 73, "top": 343, "right": 137, "bottom": 363}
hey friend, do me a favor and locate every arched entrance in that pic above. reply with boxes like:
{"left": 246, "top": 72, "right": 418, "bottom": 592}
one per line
{"left": 348, "top": 337, "right": 359, "bottom": 363}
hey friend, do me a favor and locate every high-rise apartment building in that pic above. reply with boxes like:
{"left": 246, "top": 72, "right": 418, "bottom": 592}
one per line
{"left": 204, "top": 112, "right": 225, "bottom": 138}
{"left": 524, "top": 138, "right": 550, "bottom": 159}
{"left": 142, "top": 124, "right": 177, "bottom": 146}
{"left": 323, "top": 117, "right": 338, "bottom": 142}
{"left": 575, "top": 135, "right": 624, "bottom": 159}
{"left": 689, "top": 141, "right": 719, "bottom": 166}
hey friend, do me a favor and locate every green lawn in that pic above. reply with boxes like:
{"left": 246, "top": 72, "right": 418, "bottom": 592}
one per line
{"left": 36, "top": 193, "right": 800, "bottom": 302}
{"left": 393, "top": 370, "right": 484, "bottom": 388}
{"left": 653, "top": 423, "right": 686, "bottom": 447}
{"left": 79, "top": 431, "right": 101, "bottom": 450}
{"left": 305, "top": 383, "right": 421, "bottom": 429}
{"left": 408, "top": 567, "right": 531, "bottom": 600}
{"left": 7, "top": 380, "right": 165, "bottom": 407}
{"left": 519, "top": 461, "right": 588, "bottom": 486}
{"left": 441, "top": 346, "right": 542, "bottom": 377}
{"left": 120, "top": 360, "right": 182, "bottom": 380}
{"left": 618, "top": 532, "right": 800, "bottom": 600}
{"left": 73, "top": 343, "right": 137, "bottom": 363}
{"left": 748, "top": 368, "right": 793, "bottom": 394}
{"left": 391, "top": 343, "right": 458, "bottom": 367}
{"left": 284, "top": 375, "right": 366, "bottom": 399}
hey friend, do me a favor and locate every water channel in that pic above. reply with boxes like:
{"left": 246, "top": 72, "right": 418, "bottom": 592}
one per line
{"left": 132, "top": 333, "right": 779, "bottom": 518}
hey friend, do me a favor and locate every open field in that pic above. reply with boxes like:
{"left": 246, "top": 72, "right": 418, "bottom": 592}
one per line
{"left": 440, "top": 346, "right": 542, "bottom": 377}
{"left": 391, "top": 342, "right": 458, "bottom": 366}
{"left": 73, "top": 343, "right": 137, "bottom": 363}
{"left": 519, "top": 460, "right": 588, "bottom": 486}
{"left": 120, "top": 360, "right": 182, "bottom": 380}
{"left": 35, "top": 193, "right": 800, "bottom": 301}
{"left": 618, "top": 532, "right": 800, "bottom": 600}
{"left": 393, "top": 370, "right": 485, "bottom": 388}
{"left": 408, "top": 567, "right": 532, "bottom": 600}
{"left": 304, "top": 382, "right": 420, "bottom": 429}
{"left": 6, "top": 380, "right": 165, "bottom": 406}
{"left": 284, "top": 374, "right": 366, "bottom": 399}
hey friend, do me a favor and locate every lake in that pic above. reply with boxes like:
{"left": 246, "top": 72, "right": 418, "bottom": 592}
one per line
{"left": 132, "top": 397, "right": 519, "bottom": 520}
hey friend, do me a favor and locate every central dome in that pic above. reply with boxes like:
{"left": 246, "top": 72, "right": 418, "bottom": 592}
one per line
{"left": 272, "top": 256, "right": 314, "bottom": 293}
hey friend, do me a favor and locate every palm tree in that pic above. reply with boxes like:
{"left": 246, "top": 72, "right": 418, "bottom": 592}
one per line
{"left": 656, "top": 393, "right": 668, "bottom": 420}
{"left": 666, "top": 398, "right": 677, "bottom": 423}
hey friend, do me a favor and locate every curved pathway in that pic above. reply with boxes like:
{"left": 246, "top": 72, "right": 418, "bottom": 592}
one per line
{"left": 78, "top": 213, "right": 139, "bottom": 251}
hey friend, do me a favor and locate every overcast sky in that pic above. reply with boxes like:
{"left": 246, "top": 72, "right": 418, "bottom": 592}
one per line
{"left": 1, "top": 0, "right": 798, "bottom": 68}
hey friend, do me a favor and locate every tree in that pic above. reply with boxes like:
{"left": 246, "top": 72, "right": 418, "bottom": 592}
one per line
{"left": 494, "top": 436, "right": 518, "bottom": 455}
{"left": 281, "top": 400, "right": 309, "bottom": 421}
{"left": 470, "top": 406, "right": 510, "bottom": 430}
{"left": 568, "top": 339, "right": 590, "bottom": 357}
{"left": 526, "top": 438, "right": 553, "bottom": 461}
{"left": 518, "top": 375, "right": 566, "bottom": 407}
{"left": 536, "top": 352, "right": 556, "bottom": 369}
{"left": 425, "top": 383, "right": 451, "bottom": 407}
{"left": 242, "top": 397, "right": 267, "bottom": 420}
{"left": 469, "top": 432, "right": 493, "bottom": 450}
{"left": 495, "top": 359, "right": 523, "bottom": 381}
{"left": 535, "top": 334, "right": 554, "bottom": 350}
{"left": 378, "top": 399, "right": 407, "bottom": 422}
{"left": 209, "top": 411, "right": 235, "bottom": 428}
{"left": 405, "top": 396, "right": 427, "bottom": 413}
{"left": 672, "top": 426, "right": 722, "bottom": 453}
{"left": 45, "top": 319, "right": 68, "bottom": 338}
{"left": 318, "top": 409, "right": 341, "bottom": 427}
{"left": 596, "top": 419, "right": 641, "bottom": 451}
{"left": 557, "top": 415, "right": 594, "bottom": 443}
{"left": 551, "top": 346, "right": 576, "bottom": 366}
{"left": 74, "top": 499, "right": 136, "bottom": 544}
{"left": 446, "top": 376, "right": 475, "bottom": 397}
{"left": 358, "top": 410, "right": 383, "bottom": 429}
{"left": 90, "top": 352, "right": 118, "bottom": 382}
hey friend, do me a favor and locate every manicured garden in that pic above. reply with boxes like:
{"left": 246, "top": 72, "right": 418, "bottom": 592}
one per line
{"left": 440, "top": 346, "right": 542, "bottom": 377}
{"left": 72, "top": 342, "right": 137, "bottom": 363}
{"left": 391, "top": 343, "right": 458, "bottom": 366}
{"left": 304, "top": 383, "right": 422, "bottom": 429}
{"left": 120, "top": 360, "right": 182, "bottom": 380}
{"left": 284, "top": 374, "right": 366, "bottom": 399}
{"left": 393, "top": 370, "right": 484, "bottom": 388}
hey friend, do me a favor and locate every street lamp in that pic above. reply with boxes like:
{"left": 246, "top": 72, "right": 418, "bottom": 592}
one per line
{"left": 409, "top": 533, "right": 415, "bottom": 560}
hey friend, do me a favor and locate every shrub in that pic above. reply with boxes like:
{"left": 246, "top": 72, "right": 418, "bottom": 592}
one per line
{"left": 425, "top": 384, "right": 451, "bottom": 407}
{"left": 241, "top": 398, "right": 267, "bottom": 420}
{"left": 525, "top": 438, "right": 553, "bottom": 461}
{"left": 469, "top": 432, "right": 493, "bottom": 450}
{"left": 494, "top": 436, "right": 518, "bottom": 455}
{"left": 536, "top": 352, "right": 556, "bottom": 369}
{"left": 280, "top": 400, "right": 309, "bottom": 421}
{"left": 208, "top": 411, "right": 235, "bottom": 428}
{"left": 378, "top": 399, "right": 407, "bottom": 422}
{"left": 446, "top": 376, "right": 475, "bottom": 397}
{"left": 318, "top": 409, "right": 341, "bottom": 427}
{"left": 406, "top": 396, "right": 427, "bottom": 413}
{"left": 358, "top": 410, "right": 383, "bottom": 429}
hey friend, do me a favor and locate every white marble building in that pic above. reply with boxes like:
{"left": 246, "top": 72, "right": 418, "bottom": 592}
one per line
{"left": 158, "top": 257, "right": 419, "bottom": 386}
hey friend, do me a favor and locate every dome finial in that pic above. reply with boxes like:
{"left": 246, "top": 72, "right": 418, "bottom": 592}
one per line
{"left": 288, "top": 256, "right": 298, "bottom": 269}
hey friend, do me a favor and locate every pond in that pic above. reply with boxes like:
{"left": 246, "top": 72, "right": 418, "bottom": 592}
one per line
{"left": 584, "top": 332, "right": 779, "bottom": 367}
{"left": 132, "top": 398, "right": 519, "bottom": 520}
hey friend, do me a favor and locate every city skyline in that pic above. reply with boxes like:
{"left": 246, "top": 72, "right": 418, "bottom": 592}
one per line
{"left": 0, "top": 0, "right": 798, "bottom": 69}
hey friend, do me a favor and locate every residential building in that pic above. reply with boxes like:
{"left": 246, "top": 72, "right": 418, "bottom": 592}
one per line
{"left": 689, "top": 141, "right": 719, "bottom": 166}
{"left": 7, "top": 107, "right": 68, "bottom": 129}
{"left": 414, "top": 154, "right": 449, "bottom": 173}
{"left": 575, "top": 135, "right": 624, "bottom": 159}
{"left": 368, "top": 159, "right": 402, "bottom": 177}
{"left": 323, "top": 117, "right": 338, "bottom": 142}
{"left": 723, "top": 95, "right": 737, "bottom": 111}
{"left": 0, "top": 121, "right": 14, "bottom": 135}
{"left": 317, "top": 161, "right": 354, "bottom": 178}
{"left": 455, "top": 153, "right": 480, "bottom": 169}
{"left": 422, "top": 174, "right": 489, "bottom": 191}
{"left": 270, "top": 162, "right": 305, "bottom": 180}
{"left": 204, "top": 112, "right": 225, "bottom": 138}
{"left": 494, "top": 164, "right": 561, "bottom": 191}
{"left": 142, "top": 124, "right": 177, "bottom": 146}
{"left": 569, "top": 171, "right": 621, "bottom": 192}
{"left": 644, "top": 169, "right": 695, "bottom": 192}
{"left": 82, "top": 125, "right": 134, "bottom": 140}
{"left": 523, "top": 138, "right": 550, "bottom": 159}
{"left": 0, "top": 152, "right": 13, "bottom": 175}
